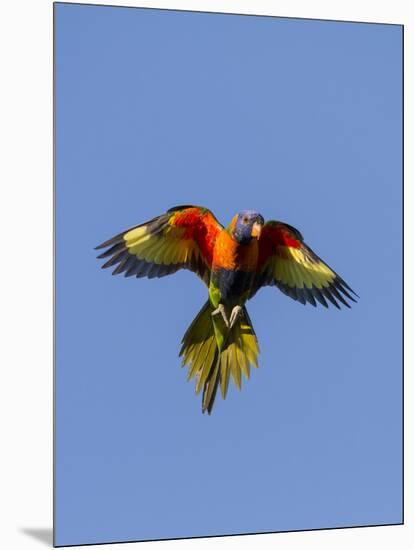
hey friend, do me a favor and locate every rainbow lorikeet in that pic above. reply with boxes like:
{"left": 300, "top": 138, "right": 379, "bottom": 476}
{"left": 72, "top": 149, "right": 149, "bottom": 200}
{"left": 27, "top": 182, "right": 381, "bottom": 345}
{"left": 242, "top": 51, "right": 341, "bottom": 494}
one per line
{"left": 96, "top": 205, "right": 357, "bottom": 414}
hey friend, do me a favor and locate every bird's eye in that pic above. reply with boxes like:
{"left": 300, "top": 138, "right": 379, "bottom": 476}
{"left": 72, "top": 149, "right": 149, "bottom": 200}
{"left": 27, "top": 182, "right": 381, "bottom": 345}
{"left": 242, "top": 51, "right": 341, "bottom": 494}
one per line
{"left": 242, "top": 216, "right": 249, "bottom": 224}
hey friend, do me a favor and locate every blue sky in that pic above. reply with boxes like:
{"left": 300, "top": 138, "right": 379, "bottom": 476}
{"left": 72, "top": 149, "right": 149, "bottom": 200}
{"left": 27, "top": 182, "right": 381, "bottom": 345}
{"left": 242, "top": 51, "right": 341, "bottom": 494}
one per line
{"left": 55, "top": 4, "right": 402, "bottom": 546}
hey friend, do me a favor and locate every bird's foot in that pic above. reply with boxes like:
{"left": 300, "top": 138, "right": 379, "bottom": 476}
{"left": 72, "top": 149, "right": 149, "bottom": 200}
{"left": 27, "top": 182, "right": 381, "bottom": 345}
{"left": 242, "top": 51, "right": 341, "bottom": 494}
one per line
{"left": 229, "top": 305, "right": 243, "bottom": 330}
{"left": 211, "top": 303, "right": 229, "bottom": 327}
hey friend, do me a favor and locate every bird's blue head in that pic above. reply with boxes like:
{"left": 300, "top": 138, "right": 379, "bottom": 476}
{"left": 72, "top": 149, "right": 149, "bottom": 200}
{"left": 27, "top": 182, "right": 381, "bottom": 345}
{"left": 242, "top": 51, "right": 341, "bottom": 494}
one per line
{"left": 230, "top": 210, "right": 265, "bottom": 244}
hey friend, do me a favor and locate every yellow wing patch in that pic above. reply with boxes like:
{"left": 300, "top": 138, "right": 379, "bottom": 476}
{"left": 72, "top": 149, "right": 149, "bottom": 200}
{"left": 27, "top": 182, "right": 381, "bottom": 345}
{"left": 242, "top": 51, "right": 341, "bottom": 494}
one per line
{"left": 273, "top": 247, "right": 336, "bottom": 290}
{"left": 125, "top": 225, "right": 200, "bottom": 266}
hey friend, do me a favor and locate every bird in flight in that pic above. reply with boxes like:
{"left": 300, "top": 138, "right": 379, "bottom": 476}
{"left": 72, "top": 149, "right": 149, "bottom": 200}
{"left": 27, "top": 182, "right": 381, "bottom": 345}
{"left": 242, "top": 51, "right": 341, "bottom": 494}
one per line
{"left": 96, "top": 205, "right": 357, "bottom": 414}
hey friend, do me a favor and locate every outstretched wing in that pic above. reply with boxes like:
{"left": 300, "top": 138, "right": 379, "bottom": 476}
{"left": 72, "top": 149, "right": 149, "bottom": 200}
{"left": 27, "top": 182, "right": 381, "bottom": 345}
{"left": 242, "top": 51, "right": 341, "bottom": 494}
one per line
{"left": 252, "top": 221, "right": 358, "bottom": 308}
{"left": 95, "top": 205, "right": 223, "bottom": 285}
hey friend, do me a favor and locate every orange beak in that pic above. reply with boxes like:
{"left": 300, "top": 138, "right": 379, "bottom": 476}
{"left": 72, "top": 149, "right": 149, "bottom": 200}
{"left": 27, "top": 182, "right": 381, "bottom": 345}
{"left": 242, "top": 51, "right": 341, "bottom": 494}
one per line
{"left": 251, "top": 221, "right": 263, "bottom": 239}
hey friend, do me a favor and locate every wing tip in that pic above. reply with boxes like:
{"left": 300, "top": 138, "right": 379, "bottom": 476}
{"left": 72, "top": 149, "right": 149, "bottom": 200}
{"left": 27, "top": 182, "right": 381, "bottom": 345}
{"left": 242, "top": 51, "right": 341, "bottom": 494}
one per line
{"left": 95, "top": 240, "right": 114, "bottom": 250}
{"left": 336, "top": 276, "right": 359, "bottom": 298}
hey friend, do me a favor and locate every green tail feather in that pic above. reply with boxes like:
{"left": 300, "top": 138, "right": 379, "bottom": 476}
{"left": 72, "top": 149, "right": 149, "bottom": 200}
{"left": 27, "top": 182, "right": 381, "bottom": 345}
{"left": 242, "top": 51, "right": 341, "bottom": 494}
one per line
{"left": 179, "top": 301, "right": 260, "bottom": 414}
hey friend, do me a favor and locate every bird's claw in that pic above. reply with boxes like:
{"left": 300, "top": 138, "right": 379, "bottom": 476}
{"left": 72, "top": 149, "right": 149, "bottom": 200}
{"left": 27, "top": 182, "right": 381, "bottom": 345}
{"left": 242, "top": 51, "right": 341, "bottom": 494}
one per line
{"left": 212, "top": 304, "right": 243, "bottom": 330}
{"left": 229, "top": 305, "right": 242, "bottom": 330}
{"left": 211, "top": 304, "right": 229, "bottom": 327}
